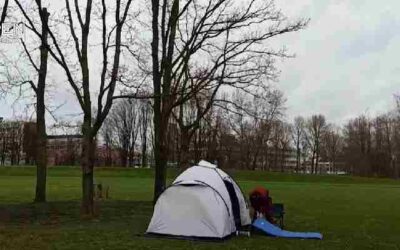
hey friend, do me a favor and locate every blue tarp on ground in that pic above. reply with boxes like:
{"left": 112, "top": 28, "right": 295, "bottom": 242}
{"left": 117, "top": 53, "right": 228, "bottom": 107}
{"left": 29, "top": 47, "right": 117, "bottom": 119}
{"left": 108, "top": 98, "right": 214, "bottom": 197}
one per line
{"left": 252, "top": 218, "right": 323, "bottom": 240}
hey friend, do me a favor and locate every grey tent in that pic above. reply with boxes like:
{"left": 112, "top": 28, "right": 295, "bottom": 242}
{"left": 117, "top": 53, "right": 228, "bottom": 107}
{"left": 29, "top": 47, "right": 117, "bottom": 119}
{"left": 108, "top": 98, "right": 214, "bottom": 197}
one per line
{"left": 146, "top": 160, "right": 251, "bottom": 240}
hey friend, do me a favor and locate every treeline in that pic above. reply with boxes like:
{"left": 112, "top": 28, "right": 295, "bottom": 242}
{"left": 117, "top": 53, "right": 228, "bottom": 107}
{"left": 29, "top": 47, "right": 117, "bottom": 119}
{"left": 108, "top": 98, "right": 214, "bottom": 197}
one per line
{"left": 2, "top": 92, "right": 399, "bottom": 180}
{"left": 99, "top": 90, "right": 400, "bottom": 179}
{"left": 100, "top": 99, "right": 152, "bottom": 168}
{"left": 343, "top": 113, "right": 400, "bottom": 177}
{"left": 118, "top": 90, "right": 397, "bottom": 178}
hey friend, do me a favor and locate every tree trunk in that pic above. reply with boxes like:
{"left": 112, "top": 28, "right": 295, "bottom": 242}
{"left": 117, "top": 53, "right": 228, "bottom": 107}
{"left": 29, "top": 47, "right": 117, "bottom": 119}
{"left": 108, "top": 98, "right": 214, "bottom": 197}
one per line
{"left": 151, "top": 0, "right": 167, "bottom": 203}
{"left": 311, "top": 150, "right": 315, "bottom": 174}
{"left": 81, "top": 131, "right": 95, "bottom": 216}
{"left": 153, "top": 116, "right": 167, "bottom": 203}
{"left": 106, "top": 146, "right": 112, "bottom": 166}
{"left": 1, "top": 145, "right": 4, "bottom": 165}
{"left": 265, "top": 146, "right": 270, "bottom": 171}
{"left": 296, "top": 139, "right": 300, "bottom": 173}
{"left": 274, "top": 145, "right": 278, "bottom": 171}
{"left": 0, "top": 0, "right": 9, "bottom": 35}
{"left": 10, "top": 150, "right": 15, "bottom": 165}
{"left": 141, "top": 132, "right": 147, "bottom": 168}
{"left": 245, "top": 148, "right": 251, "bottom": 170}
{"left": 178, "top": 127, "right": 191, "bottom": 169}
{"left": 193, "top": 130, "right": 201, "bottom": 163}
{"left": 34, "top": 8, "right": 49, "bottom": 203}
{"left": 119, "top": 149, "right": 128, "bottom": 167}
{"left": 128, "top": 149, "right": 134, "bottom": 167}
{"left": 316, "top": 144, "right": 320, "bottom": 174}
{"left": 252, "top": 150, "right": 259, "bottom": 171}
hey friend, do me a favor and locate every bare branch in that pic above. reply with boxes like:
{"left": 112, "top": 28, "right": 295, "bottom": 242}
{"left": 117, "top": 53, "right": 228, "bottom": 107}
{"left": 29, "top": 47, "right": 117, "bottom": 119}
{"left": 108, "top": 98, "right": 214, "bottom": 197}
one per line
{"left": 19, "top": 39, "right": 39, "bottom": 70}
{"left": 73, "top": 0, "right": 84, "bottom": 27}
{"left": 21, "top": 80, "right": 37, "bottom": 94}
{"left": 65, "top": 0, "right": 83, "bottom": 62}
{"left": 0, "top": 0, "right": 9, "bottom": 34}
{"left": 14, "top": 0, "right": 41, "bottom": 37}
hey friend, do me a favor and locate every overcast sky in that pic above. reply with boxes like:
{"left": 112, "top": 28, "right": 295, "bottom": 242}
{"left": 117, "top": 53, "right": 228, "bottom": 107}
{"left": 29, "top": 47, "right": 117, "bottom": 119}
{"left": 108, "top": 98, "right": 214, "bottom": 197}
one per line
{"left": 275, "top": 0, "right": 400, "bottom": 124}
{"left": 1, "top": 0, "right": 400, "bottom": 125}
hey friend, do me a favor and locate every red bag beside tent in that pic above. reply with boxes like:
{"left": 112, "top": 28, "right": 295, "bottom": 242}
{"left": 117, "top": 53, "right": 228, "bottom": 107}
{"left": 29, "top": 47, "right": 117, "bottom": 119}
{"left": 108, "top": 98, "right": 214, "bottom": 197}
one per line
{"left": 249, "top": 186, "right": 275, "bottom": 224}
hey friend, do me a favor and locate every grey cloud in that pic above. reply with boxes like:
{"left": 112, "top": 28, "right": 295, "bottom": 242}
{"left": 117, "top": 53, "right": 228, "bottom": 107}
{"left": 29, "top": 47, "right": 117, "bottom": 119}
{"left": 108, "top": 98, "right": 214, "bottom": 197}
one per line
{"left": 2, "top": 0, "right": 400, "bottom": 126}
{"left": 341, "top": 16, "right": 400, "bottom": 58}
{"left": 275, "top": 0, "right": 400, "bottom": 124}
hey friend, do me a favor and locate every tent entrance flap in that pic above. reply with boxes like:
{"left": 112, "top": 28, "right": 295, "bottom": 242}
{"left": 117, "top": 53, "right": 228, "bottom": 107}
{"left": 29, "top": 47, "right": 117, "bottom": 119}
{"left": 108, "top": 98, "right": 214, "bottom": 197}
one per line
{"left": 223, "top": 180, "right": 241, "bottom": 229}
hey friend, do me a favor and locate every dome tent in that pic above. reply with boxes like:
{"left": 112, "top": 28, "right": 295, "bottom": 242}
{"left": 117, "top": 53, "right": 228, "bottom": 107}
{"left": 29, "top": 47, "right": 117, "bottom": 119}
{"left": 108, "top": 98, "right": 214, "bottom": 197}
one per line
{"left": 146, "top": 160, "right": 251, "bottom": 240}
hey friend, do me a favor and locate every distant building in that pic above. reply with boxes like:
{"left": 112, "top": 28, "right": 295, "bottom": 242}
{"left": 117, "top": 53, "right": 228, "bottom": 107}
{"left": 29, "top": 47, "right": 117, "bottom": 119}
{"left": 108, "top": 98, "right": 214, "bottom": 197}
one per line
{"left": 0, "top": 120, "right": 26, "bottom": 165}
{"left": 96, "top": 145, "right": 141, "bottom": 167}
{"left": 1, "top": 119, "right": 145, "bottom": 167}
{"left": 47, "top": 134, "right": 83, "bottom": 166}
{"left": 23, "top": 122, "right": 37, "bottom": 164}
{"left": 301, "top": 160, "right": 347, "bottom": 175}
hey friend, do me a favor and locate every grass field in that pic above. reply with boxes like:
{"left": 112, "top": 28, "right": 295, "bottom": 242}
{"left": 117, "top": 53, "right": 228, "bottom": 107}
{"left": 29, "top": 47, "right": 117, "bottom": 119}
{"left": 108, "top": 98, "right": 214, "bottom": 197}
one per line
{"left": 0, "top": 167, "right": 399, "bottom": 250}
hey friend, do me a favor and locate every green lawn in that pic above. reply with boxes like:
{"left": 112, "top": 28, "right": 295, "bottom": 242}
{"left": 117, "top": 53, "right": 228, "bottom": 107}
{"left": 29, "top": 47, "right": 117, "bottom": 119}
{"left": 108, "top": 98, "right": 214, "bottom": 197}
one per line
{"left": 0, "top": 167, "right": 399, "bottom": 250}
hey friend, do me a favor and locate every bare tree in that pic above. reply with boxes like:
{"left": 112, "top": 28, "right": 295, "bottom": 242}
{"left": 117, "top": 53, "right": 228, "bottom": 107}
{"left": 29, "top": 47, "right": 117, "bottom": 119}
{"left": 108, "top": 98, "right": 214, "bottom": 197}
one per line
{"left": 109, "top": 99, "right": 140, "bottom": 167}
{"left": 227, "top": 91, "right": 252, "bottom": 169}
{"left": 15, "top": 0, "right": 134, "bottom": 215}
{"left": 224, "top": 89, "right": 285, "bottom": 170}
{"left": 139, "top": 100, "right": 151, "bottom": 168}
{"left": 100, "top": 118, "right": 114, "bottom": 166}
{"left": 32, "top": 4, "right": 50, "bottom": 203}
{"left": 0, "top": 122, "right": 6, "bottom": 165}
{"left": 393, "top": 96, "right": 400, "bottom": 179}
{"left": 292, "top": 116, "right": 305, "bottom": 173}
{"left": 322, "top": 125, "right": 343, "bottom": 173}
{"left": 252, "top": 90, "right": 285, "bottom": 170}
{"left": 279, "top": 122, "right": 292, "bottom": 172}
{"left": 0, "top": 1, "right": 50, "bottom": 202}
{"left": 340, "top": 109, "right": 400, "bottom": 178}
{"left": 373, "top": 114, "right": 396, "bottom": 177}
{"left": 343, "top": 115, "right": 372, "bottom": 176}
{"left": 149, "top": 0, "right": 308, "bottom": 201}
{"left": 172, "top": 89, "right": 221, "bottom": 168}
{"left": 305, "top": 114, "right": 327, "bottom": 174}
{"left": 270, "top": 121, "right": 282, "bottom": 171}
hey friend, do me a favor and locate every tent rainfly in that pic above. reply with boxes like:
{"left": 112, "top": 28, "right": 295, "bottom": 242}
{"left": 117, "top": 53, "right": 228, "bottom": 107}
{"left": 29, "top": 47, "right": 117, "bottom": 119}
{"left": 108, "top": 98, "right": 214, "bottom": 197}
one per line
{"left": 146, "top": 160, "right": 251, "bottom": 240}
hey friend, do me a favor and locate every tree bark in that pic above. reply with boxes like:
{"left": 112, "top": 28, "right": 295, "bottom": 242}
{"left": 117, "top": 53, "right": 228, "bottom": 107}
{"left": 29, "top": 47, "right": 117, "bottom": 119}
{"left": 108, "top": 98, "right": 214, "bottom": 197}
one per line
{"left": 252, "top": 150, "right": 259, "bottom": 171}
{"left": 141, "top": 134, "right": 147, "bottom": 168}
{"left": 296, "top": 136, "right": 301, "bottom": 173}
{"left": 178, "top": 127, "right": 191, "bottom": 168}
{"left": 280, "top": 148, "right": 285, "bottom": 173}
{"left": 316, "top": 141, "right": 320, "bottom": 174}
{"left": 0, "top": 0, "right": 9, "bottom": 35}
{"left": 194, "top": 129, "right": 202, "bottom": 163}
{"left": 34, "top": 8, "right": 49, "bottom": 203}
{"left": 152, "top": 0, "right": 180, "bottom": 203}
{"left": 120, "top": 149, "right": 128, "bottom": 167}
{"left": 311, "top": 150, "right": 315, "bottom": 174}
{"left": 151, "top": 0, "right": 166, "bottom": 203}
{"left": 81, "top": 131, "right": 95, "bottom": 216}
{"left": 1, "top": 139, "right": 5, "bottom": 165}
{"left": 141, "top": 104, "right": 148, "bottom": 168}
{"left": 153, "top": 115, "right": 168, "bottom": 203}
